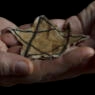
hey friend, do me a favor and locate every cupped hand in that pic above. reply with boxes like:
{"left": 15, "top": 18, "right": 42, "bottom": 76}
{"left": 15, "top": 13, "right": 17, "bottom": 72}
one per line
{"left": 0, "top": 1, "right": 95, "bottom": 86}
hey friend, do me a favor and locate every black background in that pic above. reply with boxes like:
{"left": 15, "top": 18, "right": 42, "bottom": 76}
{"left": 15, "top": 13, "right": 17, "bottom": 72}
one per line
{"left": 0, "top": 0, "right": 95, "bottom": 92}
{"left": 0, "top": 0, "right": 94, "bottom": 26}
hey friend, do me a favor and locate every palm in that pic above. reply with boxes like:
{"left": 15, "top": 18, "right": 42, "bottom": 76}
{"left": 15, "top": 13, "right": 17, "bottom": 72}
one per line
{"left": 18, "top": 16, "right": 95, "bottom": 82}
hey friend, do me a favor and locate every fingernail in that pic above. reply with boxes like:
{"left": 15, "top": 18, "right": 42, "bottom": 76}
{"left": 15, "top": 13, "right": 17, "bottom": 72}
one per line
{"left": 14, "top": 61, "right": 29, "bottom": 75}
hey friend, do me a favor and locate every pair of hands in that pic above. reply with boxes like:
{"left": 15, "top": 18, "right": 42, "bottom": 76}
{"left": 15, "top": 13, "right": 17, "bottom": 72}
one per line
{"left": 0, "top": 1, "right": 95, "bottom": 86}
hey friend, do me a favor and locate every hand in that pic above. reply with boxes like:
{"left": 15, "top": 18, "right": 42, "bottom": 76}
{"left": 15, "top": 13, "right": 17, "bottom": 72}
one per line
{"left": 0, "top": 1, "right": 95, "bottom": 86}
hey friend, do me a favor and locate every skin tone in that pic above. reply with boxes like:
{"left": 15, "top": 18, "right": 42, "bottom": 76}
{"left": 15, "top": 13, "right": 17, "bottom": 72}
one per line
{"left": 0, "top": 1, "right": 95, "bottom": 86}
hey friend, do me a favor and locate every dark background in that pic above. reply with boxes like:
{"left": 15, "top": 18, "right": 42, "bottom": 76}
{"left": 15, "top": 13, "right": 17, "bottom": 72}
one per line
{"left": 0, "top": 0, "right": 94, "bottom": 26}
{"left": 0, "top": 0, "right": 95, "bottom": 92}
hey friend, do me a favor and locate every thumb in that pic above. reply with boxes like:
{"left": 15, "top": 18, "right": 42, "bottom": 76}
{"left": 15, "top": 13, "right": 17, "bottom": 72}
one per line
{"left": 0, "top": 51, "right": 33, "bottom": 76}
{"left": 56, "top": 47, "right": 95, "bottom": 80}
{"left": 40, "top": 47, "right": 95, "bottom": 82}
{"left": 63, "top": 47, "right": 94, "bottom": 67}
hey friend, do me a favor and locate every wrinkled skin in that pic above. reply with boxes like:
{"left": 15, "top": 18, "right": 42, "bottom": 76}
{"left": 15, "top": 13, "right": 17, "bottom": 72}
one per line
{"left": 0, "top": 1, "right": 95, "bottom": 86}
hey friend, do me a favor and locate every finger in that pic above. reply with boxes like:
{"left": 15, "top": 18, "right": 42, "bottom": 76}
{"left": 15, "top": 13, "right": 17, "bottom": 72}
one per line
{"left": 38, "top": 47, "right": 94, "bottom": 82}
{"left": 19, "top": 24, "right": 32, "bottom": 29}
{"left": 1, "top": 32, "right": 19, "bottom": 46}
{"left": 0, "top": 40, "right": 8, "bottom": 52}
{"left": 0, "top": 17, "right": 18, "bottom": 47}
{"left": 60, "top": 53, "right": 95, "bottom": 80}
{"left": 78, "top": 1, "right": 95, "bottom": 35}
{"left": 0, "top": 51, "right": 33, "bottom": 76}
{"left": 1, "top": 24, "right": 36, "bottom": 47}
{"left": 64, "top": 16, "right": 83, "bottom": 34}
{"left": 19, "top": 19, "right": 65, "bottom": 31}
{"left": 0, "top": 17, "right": 17, "bottom": 32}
{"left": 54, "top": 47, "right": 95, "bottom": 80}
{"left": 50, "top": 19, "right": 65, "bottom": 31}
{"left": 8, "top": 45, "right": 22, "bottom": 54}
